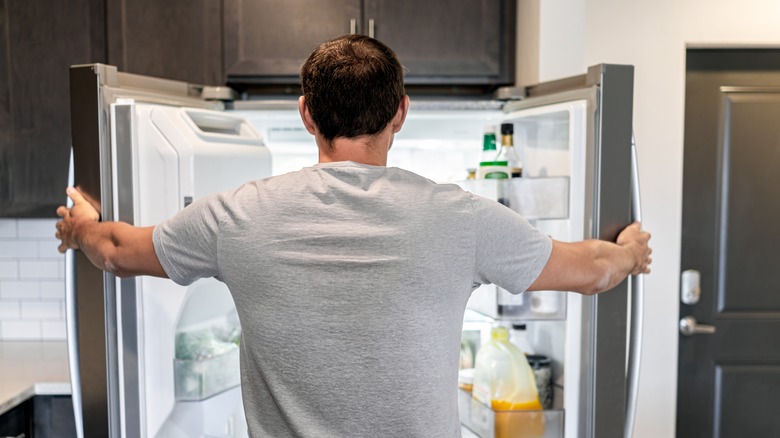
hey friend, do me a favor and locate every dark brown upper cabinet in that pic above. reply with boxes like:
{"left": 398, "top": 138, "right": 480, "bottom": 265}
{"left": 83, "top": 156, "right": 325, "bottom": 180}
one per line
{"left": 223, "top": 0, "right": 361, "bottom": 86}
{"left": 0, "top": 0, "right": 105, "bottom": 218}
{"left": 106, "top": 0, "right": 223, "bottom": 85}
{"left": 224, "top": 0, "right": 516, "bottom": 90}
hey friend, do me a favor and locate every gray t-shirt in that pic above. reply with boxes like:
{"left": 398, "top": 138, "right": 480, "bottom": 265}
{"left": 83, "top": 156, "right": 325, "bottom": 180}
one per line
{"left": 153, "top": 162, "right": 552, "bottom": 438}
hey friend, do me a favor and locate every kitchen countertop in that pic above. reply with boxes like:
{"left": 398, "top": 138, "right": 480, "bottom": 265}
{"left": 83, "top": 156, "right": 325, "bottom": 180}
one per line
{"left": 0, "top": 341, "right": 71, "bottom": 416}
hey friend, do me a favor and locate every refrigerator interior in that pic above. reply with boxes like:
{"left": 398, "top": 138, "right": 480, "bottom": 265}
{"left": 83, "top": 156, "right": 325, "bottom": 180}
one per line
{"left": 232, "top": 107, "right": 502, "bottom": 183}
{"left": 235, "top": 101, "right": 588, "bottom": 438}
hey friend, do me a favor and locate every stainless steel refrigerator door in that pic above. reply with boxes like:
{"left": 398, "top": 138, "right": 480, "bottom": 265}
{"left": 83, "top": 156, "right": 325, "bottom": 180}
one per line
{"left": 503, "top": 64, "right": 635, "bottom": 438}
{"left": 69, "top": 64, "right": 121, "bottom": 438}
{"left": 67, "top": 64, "right": 220, "bottom": 437}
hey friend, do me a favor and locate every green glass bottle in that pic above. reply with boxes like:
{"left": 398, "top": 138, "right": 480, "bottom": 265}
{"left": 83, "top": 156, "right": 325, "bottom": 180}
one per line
{"left": 480, "top": 124, "right": 498, "bottom": 165}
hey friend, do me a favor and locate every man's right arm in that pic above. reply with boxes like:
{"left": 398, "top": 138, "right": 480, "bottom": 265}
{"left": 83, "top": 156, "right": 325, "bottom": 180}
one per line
{"left": 527, "top": 222, "right": 651, "bottom": 295}
{"left": 56, "top": 187, "right": 167, "bottom": 279}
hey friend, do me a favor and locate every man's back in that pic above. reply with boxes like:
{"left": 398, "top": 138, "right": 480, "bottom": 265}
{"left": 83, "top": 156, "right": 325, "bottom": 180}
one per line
{"left": 153, "top": 162, "right": 551, "bottom": 437}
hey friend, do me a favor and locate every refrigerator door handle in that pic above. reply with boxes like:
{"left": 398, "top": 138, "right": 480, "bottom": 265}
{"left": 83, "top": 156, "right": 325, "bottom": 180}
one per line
{"left": 65, "top": 248, "right": 84, "bottom": 438}
{"left": 625, "top": 134, "right": 644, "bottom": 438}
{"left": 65, "top": 147, "right": 85, "bottom": 438}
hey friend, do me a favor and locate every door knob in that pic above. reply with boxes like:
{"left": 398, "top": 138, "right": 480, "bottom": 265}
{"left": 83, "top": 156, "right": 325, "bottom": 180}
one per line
{"left": 679, "top": 316, "right": 716, "bottom": 336}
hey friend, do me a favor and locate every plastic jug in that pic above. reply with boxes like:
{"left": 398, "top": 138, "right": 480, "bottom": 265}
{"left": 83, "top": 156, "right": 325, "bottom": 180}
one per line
{"left": 472, "top": 326, "right": 544, "bottom": 438}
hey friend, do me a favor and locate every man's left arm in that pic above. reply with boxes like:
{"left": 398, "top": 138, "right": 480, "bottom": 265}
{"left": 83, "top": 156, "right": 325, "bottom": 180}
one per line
{"left": 56, "top": 187, "right": 168, "bottom": 279}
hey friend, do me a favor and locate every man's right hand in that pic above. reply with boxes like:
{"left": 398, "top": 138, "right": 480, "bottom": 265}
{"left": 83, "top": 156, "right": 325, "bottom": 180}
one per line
{"left": 616, "top": 222, "right": 652, "bottom": 275}
{"left": 55, "top": 187, "right": 99, "bottom": 253}
{"left": 528, "top": 221, "right": 653, "bottom": 295}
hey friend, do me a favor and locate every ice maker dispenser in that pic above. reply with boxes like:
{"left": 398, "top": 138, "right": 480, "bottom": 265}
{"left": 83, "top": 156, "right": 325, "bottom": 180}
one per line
{"left": 148, "top": 106, "right": 272, "bottom": 203}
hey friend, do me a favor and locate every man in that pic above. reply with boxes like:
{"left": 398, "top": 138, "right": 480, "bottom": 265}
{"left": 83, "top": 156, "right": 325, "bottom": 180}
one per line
{"left": 56, "top": 35, "right": 651, "bottom": 437}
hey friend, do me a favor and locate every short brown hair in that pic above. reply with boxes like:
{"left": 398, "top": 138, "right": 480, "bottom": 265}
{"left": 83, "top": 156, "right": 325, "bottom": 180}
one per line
{"left": 300, "top": 35, "right": 405, "bottom": 141}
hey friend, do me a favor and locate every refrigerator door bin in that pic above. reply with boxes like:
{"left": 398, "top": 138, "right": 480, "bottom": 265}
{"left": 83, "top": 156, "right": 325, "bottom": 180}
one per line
{"left": 174, "top": 346, "right": 241, "bottom": 401}
{"left": 467, "top": 286, "right": 567, "bottom": 321}
{"left": 458, "top": 177, "right": 570, "bottom": 220}
{"left": 459, "top": 389, "right": 564, "bottom": 438}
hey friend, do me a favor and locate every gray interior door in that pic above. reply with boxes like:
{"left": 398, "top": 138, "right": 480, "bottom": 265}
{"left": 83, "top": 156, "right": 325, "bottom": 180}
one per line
{"left": 678, "top": 49, "right": 780, "bottom": 437}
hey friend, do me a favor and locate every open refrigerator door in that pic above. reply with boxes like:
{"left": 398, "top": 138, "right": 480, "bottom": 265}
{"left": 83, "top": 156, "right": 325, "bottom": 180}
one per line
{"left": 456, "top": 65, "right": 637, "bottom": 438}
{"left": 68, "top": 64, "right": 271, "bottom": 437}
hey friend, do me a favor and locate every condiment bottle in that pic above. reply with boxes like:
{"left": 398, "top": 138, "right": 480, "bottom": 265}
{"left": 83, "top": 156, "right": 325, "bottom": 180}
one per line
{"left": 496, "top": 123, "right": 522, "bottom": 177}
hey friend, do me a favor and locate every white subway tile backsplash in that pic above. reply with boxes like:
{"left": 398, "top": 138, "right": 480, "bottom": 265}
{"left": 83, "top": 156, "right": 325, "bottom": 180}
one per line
{"left": 0, "top": 240, "right": 38, "bottom": 259}
{"left": 0, "top": 301, "right": 20, "bottom": 318}
{"left": 1, "top": 281, "right": 40, "bottom": 299}
{"left": 38, "top": 240, "right": 63, "bottom": 259}
{"left": 0, "top": 261, "right": 17, "bottom": 279}
{"left": 0, "top": 220, "right": 17, "bottom": 238}
{"left": 18, "top": 219, "right": 58, "bottom": 238}
{"left": 1, "top": 321, "right": 41, "bottom": 340}
{"left": 40, "top": 281, "right": 65, "bottom": 299}
{"left": 3, "top": 219, "right": 68, "bottom": 341}
{"left": 41, "top": 320, "right": 66, "bottom": 340}
{"left": 19, "top": 260, "right": 61, "bottom": 279}
{"left": 21, "top": 301, "right": 61, "bottom": 319}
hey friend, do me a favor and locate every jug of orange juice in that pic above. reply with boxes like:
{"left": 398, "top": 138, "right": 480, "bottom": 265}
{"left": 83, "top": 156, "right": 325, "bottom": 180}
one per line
{"left": 472, "top": 326, "right": 544, "bottom": 438}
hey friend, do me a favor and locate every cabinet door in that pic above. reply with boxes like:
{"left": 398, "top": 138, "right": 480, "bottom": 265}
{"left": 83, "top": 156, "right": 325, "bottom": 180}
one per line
{"left": 0, "top": 398, "right": 32, "bottom": 437}
{"left": 106, "top": 0, "right": 223, "bottom": 85}
{"left": 224, "top": 0, "right": 361, "bottom": 84}
{"left": 0, "top": 0, "right": 105, "bottom": 217}
{"left": 363, "top": 0, "right": 515, "bottom": 85}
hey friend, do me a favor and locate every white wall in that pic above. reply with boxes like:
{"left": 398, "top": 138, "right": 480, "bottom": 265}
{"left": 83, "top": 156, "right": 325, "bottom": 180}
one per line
{"left": 532, "top": 0, "right": 780, "bottom": 436}
{"left": 539, "top": 0, "right": 584, "bottom": 82}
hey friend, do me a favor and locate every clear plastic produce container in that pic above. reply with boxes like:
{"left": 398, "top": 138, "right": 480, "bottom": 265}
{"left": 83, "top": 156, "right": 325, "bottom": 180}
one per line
{"left": 174, "top": 343, "right": 240, "bottom": 400}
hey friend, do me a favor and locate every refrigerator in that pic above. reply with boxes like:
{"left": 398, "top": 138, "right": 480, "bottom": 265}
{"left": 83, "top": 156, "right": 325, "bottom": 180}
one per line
{"left": 67, "top": 63, "right": 641, "bottom": 438}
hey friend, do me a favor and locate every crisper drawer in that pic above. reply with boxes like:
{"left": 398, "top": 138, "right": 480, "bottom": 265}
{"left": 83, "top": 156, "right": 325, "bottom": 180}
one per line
{"left": 174, "top": 347, "right": 241, "bottom": 401}
{"left": 459, "top": 389, "right": 564, "bottom": 438}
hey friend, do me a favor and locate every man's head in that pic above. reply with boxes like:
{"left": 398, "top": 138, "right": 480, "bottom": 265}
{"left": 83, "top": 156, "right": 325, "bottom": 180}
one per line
{"left": 300, "top": 34, "right": 406, "bottom": 142}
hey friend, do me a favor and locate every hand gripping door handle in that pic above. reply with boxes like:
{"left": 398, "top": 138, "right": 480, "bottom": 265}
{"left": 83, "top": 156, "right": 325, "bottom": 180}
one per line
{"left": 625, "top": 134, "right": 644, "bottom": 438}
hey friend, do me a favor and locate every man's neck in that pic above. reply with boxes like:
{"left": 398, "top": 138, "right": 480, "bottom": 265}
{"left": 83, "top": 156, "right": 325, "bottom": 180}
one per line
{"left": 316, "top": 128, "right": 393, "bottom": 166}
